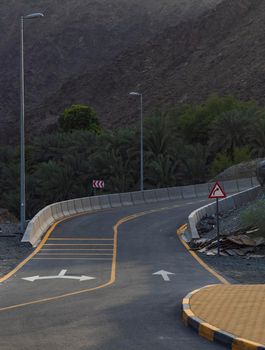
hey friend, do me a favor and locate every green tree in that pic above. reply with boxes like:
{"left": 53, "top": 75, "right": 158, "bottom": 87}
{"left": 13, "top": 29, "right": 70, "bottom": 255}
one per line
{"left": 179, "top": 144, "right": 209, "bottom": 184}
{"left": 177, "top": 96, "right": 233, "bottom": 144}
{"left": 177, "top": 95, "right": 256, "bottom": 145}
{"left": 144, "top": 112, "right": 176, "bottom": 156}
{"left": 209, "top": 109, "right": 251, "bottom": 161}
{"left": 92, "top": 129, "right": 139, "bottom": 192}
{"left": 146, "top": 154, "right": 180, "bottom": 188}
{"left": 210, "top": 153, "right": 233, "bottom": 177}
{"left": 59, "top": 104, "right": 102, "bottom": 133}
{"left": 248, "top": 112, "right": 265, "bottom": 157}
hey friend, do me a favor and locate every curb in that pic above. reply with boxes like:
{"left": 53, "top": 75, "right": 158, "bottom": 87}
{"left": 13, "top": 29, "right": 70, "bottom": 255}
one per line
{"left": 182, "top": 285, "right": 265, "bottom": 350}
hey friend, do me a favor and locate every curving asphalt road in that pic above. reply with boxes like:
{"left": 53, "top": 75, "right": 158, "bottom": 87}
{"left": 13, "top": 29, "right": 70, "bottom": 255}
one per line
{"left": 0, "top": 199, "right": 225, "bottom": 349}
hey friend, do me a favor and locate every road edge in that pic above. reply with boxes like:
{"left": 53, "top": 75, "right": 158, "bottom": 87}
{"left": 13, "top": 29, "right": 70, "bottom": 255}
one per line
{"left": 0, "top": 212, "right": 91, "bottom": 283}
{"left": 176, "top": 224, "right": 229, "bottom": 285}
{"left": 182, "top": 286, "right": 265, "bottom": 350}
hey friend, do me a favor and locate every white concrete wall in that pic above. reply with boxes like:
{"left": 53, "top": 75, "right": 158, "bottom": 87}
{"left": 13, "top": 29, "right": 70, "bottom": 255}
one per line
{"left": 22, "top": 177, "right": 259, "bottom": 246}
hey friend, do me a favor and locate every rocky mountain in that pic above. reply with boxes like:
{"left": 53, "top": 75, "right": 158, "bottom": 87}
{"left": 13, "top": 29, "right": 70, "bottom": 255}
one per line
{"left": 0, "top": 0, "right": 220, "bottom": 145}
{"left": 30, "top": 0, "right": 264, "bottom": 135}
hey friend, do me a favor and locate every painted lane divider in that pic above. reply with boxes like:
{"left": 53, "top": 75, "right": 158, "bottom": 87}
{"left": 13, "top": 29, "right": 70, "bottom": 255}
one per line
{"left": 22, "top": 269, "right": 96, "bottom": 282}
{"left": 152, "top": 270, "right": 175, "bottom": 281}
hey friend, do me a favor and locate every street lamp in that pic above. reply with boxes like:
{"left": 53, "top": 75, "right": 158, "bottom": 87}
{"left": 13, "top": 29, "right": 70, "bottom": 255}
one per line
{"left": 129, "top": 91, "right": 144, "bottom": 191}
{"left": 20, "top": 12, "right": 44, "bottom": 233}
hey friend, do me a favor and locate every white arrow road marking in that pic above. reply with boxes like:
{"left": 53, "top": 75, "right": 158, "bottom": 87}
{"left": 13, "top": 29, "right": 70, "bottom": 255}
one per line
{"left": 22, "top": 269, "right": 96, "bottom": 282}
{"left": 152, "top": 270, "right": 175, "bottom": 281}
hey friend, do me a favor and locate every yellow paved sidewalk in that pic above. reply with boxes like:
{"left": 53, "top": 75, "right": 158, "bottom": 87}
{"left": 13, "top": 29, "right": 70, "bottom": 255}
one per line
{"left": 190, "top": 285, "right": 265, "bottom": 345}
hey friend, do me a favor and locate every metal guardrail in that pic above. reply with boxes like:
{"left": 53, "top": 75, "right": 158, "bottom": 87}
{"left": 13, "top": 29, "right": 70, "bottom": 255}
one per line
{"left": 22, "top": 177, "right": 259, "bottom": 246}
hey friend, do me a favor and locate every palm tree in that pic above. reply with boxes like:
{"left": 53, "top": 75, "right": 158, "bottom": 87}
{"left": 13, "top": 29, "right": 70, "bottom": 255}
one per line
{"left": 33, "top": 160, "right": 76, "bottom": 205}
{"left": 248, "top": 113, "right": 265, "bottom": 157}
{"left": 180, "top": 144, "right": 209, "bottom": 184}
{"left": 144, "top": 113, "right": 175, "bottom": 157}
{"left": 146, "top": 154, "right": 180, "bottom": 188}
{"left": 92, "top": 129, "right": 139, "bottom": 192}
{"left": 32, "top": 130, "right": 98, "bottom": 163}
{"left": 209, "top": 109, "right": 251, "bottom": 161}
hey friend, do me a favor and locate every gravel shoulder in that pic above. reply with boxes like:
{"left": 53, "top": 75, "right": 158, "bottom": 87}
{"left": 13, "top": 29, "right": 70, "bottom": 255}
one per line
{"left": 194, "top": 201, "right": 265, "bottom": 284}
{"left": 199, "top": 254, "right": 265, "bottom": 284}
{"left": 0, "top": 211, "right": 33, "bottom": 278}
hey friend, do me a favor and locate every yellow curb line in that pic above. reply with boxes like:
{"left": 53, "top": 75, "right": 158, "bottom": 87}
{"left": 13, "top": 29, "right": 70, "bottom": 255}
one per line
{"left": 182, "top": 286, "right": 265, "bottom": 350}
{"left": 178, "top": 224, "right": 265, "bottom": 349}
{"left": 176, "top": 224, "right": 229, "bottom": 285}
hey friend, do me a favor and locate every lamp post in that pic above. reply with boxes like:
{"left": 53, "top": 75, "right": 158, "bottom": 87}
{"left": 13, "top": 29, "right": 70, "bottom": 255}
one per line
{"left": 129, "top": 91, "right": 144, "bottom": 191}
{"left": 20, "top": 12, "right": 44, "bottom": 233}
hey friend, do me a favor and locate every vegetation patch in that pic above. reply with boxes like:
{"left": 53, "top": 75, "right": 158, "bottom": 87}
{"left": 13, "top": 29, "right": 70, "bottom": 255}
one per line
{"left": 1, "top": 95, "right": 265, "bottom": 219}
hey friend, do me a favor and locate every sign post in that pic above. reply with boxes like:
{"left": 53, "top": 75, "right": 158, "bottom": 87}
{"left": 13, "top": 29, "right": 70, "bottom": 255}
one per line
{"left": 216, "top": 198, "right": 220, "bottom": 256}
{"left": 208, "top": 181, "right": 226, "bottom": 256}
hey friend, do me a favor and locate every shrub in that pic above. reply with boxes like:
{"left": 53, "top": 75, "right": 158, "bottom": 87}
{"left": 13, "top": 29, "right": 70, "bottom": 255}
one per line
{"left": 240, "top": 200, "right": 265, "bottom": 236}
{"left": 59, "top": 104, "right": 102, "bottom": 133}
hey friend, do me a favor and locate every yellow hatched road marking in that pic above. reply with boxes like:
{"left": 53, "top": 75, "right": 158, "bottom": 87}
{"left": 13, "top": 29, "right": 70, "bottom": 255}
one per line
{"left": 41, "top": 248, "right": 113, "bottom": 252}
{"left": 41, "top": 248, "right": 113, "bottom": 251}
{"left": 0, "top": 220, "right": 62, "bottom": 283}
{"left": 48, "top": 238, "right": 114, "bottom": 241}
{"left": 38, "top": 253, "right": 113, "bottom": 255}
{"left": 44, "top": 243, "right": 113, "bottom": 246}
{"left": 0, "top": 203, "right": 183, "bottom": 312}
{"left": 32, "top": 258, "right": 112, "bottom": 260}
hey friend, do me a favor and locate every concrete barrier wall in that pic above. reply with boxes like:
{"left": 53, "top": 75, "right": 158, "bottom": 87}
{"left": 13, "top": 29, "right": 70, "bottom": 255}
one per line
{"left": 109, "top": 194, "right": 122, "bottom": 207}
{"left": 188, "top": 186, "right": 261, "bottom": 240}
{"left": 194, "top": 183, "right": 209, "bottom": 198}
{"left": 99, "top": 195, "right": 111, "bottom": 209}
{"left": 73, "top": 198, "right": 83, "bottom": 213}
{"left": 120, "top": 192, "right": 133, "bottom": 206}
{"left": 131, "top": 191, "right": 145, "bottom": 205}
{"left": 22, "top": 177, "right": 259, "bottom": 246}
{"left": 155, "top": 188, "right": 169, "bottom": 201}
{"left": 168, "top": 187, "right": 183, "bottom": 200}
{"left": 143, "top": 190, "right": 157, "bottom": 203}
{"left": 182, "top": 185, "right": 196, "bottom": 199}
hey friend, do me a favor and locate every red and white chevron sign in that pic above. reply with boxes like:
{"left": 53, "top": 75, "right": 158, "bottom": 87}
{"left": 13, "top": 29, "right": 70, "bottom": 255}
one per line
{"left": 92, "top": 180, "right": 105, "bottom": 189}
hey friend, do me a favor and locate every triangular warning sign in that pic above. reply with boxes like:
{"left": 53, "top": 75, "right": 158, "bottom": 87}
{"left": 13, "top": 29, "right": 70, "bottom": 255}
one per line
{"left": 208, "top": 181, "right": 226, "bottom": 199}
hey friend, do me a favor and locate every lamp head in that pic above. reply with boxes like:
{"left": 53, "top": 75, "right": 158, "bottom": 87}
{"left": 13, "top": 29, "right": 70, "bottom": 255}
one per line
{"left": 23, "top": 13, "right": 44, "bottom": 19}
{"left": 129, "top": 91, "right": 141, "bottom": 96}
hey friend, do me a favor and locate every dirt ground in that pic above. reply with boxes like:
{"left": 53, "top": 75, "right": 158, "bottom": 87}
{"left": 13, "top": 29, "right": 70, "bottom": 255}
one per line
{"left": 0, "top": 210, "right": 33, "bottom": 278}
{"left": 196, "top": 201, "right": 265, "bottom": 284}
{"left": 199, "top": 254, "right": 265, "bottom": 284}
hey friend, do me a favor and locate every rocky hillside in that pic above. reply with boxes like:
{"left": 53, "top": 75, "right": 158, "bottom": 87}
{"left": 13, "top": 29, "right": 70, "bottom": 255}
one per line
{"left": 28, "top": 0, "right": 264, "bottom": 135}
{"left": 0, "top": 0, "right": 218, "bottom": 145}
{"left": 214, "top": 159, "right": 262, "bottom": 181}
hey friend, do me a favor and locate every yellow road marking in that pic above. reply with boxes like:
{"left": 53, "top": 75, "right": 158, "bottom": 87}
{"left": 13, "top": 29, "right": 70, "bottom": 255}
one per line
{"left": 37, "top": 253, "right": 113, "bottom": 255}
{"left": 41, "top": 248, "right": 113, "bottom": 251}
{"left": 0, "top": 220, "right": 64, "bottom": 283}
{"left": 48, "top": 238, "right": 114, "bottom": 241}
{"left": 32, "top": 258, "right": 112, "bottom": 260}
{"left": 0, "top": 203, "right": 183, "bottom": 312}
{"left": 176, "top": 224, "right": 188, "bottom": 235}
{"left": 44, "top": 243, "right": 113, "bottom": 246}
{"left": 176, "top": 225, "right": 229, "bottom": 285}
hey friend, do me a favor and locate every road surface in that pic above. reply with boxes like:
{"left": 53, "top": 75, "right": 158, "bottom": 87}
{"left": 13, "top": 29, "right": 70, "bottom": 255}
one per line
{"left": 0, "top": 199, "right": 225, "bottom": 349}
